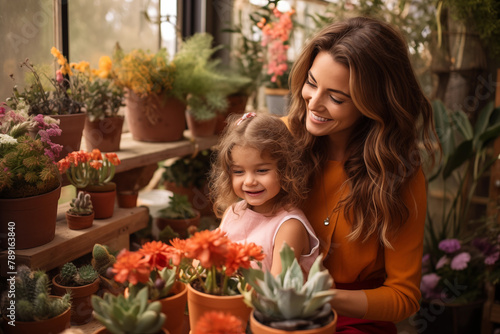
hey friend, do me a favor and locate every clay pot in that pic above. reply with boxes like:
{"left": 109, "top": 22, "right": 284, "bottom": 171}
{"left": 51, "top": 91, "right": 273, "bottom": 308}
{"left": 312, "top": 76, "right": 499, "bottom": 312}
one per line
{"left": 249, "top": 310, "right": 337, "bottom": 334}
{"left": 186, "top": 283, "right": 252, "bottom": 331}
{"left": 51, "top": 275, "right": 100, "bottom": 325}
{"left": 117, "top": 191, "right": 139, "bottom": 208}
{"left": 66, "top": 211, "right": 94, "bottom": 230}
{"left": 155, "top": 210, "right": 201, "bottom": 239}
{"left": 215, "top": 94, "right": 249, "bottom": 134}
{"left": 126, "top": 91, "right": 186, "bottom": 142}
{"left": 83, "top": 116, "right": 124, "bottom": 152}
{"left": 158, "top": 282, "right": 188, "bottom": 334}
{"left": 79, "top": 182, "right": 116, "bottom": 219}
{"left": 185, "top": 111, "right": 217, "bottom": 137}
{"left": 0, "top": 185, "right": 61, "bottom": 249}
{"left": 52, "top": 113, "right": 87, "bottom": 159}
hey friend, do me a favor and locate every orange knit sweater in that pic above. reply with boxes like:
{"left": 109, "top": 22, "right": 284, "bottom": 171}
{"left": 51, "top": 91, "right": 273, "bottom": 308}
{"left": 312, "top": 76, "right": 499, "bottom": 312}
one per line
{"left": 303, "top": 160, "right": 426, "bottom": 322}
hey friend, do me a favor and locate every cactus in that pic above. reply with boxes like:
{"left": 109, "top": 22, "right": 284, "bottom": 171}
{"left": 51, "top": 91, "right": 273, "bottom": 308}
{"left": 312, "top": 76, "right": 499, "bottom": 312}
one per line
{"left": 91, "top": 244, "right": 116, "bottom": 276}
{"left": 58, "top": 262, "right": 98, "bottom": 287}
{"left": 91, "top": 286, "right": 165, "bottom": 334}
{"left": 6, "top": 265, "right": 71, "bottom": 322}
{"left": 241, "top": 243, "right": 337, "bottom": 330}
{"left": 68, "top": 192, "right": 93, "bottom": 215}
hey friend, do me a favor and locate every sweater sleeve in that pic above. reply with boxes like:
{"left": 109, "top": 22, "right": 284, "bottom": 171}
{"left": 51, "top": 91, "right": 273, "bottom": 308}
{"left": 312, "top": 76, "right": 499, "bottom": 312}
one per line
{"left": 363, "top": 169, "right": 427, "bottom": 322}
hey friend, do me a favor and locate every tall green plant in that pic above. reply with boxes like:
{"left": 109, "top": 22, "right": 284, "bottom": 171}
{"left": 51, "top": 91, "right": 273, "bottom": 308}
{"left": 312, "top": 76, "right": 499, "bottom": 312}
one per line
{"left": 426, "top": 100, "right": 500, "bottom": 252}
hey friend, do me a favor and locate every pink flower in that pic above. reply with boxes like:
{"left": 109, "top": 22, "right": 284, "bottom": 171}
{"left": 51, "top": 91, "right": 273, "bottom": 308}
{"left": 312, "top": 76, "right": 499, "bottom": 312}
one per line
{"left": 420, "top": 273, "right": 441, "bottom": 299}
{"left": 56, "top": 70, "right": 64, "bottom": 83}
{"left": 485, "top": 251, "right": 499, "bottom": 265}
{"left": 438, "top": 239, "right": 461, "bottom": 253}
{"left": 435, "top": 255, "right": 449, "bottom": 269}
{"left": 450, "top": 252, "right": 471, "bottom": 270}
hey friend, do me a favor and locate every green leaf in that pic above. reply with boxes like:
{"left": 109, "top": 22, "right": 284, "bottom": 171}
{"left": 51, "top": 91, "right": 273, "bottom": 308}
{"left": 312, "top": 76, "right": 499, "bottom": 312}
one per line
{"left": 478, "top": 123, "right": 500, "bottom": 144}
{"left": 473, "top": 101, "right": 495, "bottom": 142}
{"left": 442, "top": 140, "right": 473, "bottom": 179}
{"left": 432, "top": 100, "right": 454, "bottom": 157}
{"left": 450, "top": 109, "right": 473, "bottom": 140}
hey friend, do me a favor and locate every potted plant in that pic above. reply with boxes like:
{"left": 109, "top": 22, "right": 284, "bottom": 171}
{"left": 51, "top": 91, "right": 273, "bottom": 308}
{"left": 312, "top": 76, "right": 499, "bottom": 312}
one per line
{"left": 113, "top": 46, "right": 184, "bottom": 142}
{"left": 0, "top": 101, "right": 63, "bottom": 249}
{"left": 66, "top": 191, "right": 94, "bottom": 230}
{"left": 82, "top": 55, "right": 126, "bottom": 152}
{"left": 51, "top": 262, "right": 100, "bottom": 325}
{"left": 6, "top": 48, "right": 88, "bottom": 158}
{"left": 241, "top": 243, "right": 337, "bottom": 333}
{"left": 105, "top": 240, "right": 188, "bottom": 334}
{"left": 57, "top": 148, "right": 121, "bottom": 219}
{"left": 417, "top": 100, "right": 500, "bottom": 333}
{"left": 91, "top": 243, "right": 125, "bottom": 296}
{"left": 161, "top": 149, "right": 212, "bottom": 215}
{"left": 155, "top": 193, "right": 201, "bottom": 239}
{"left": 255, "top": 2, "right": 295, "bottom": 115}
{"left": 1, "top": 265, "right": 71, "bottom": 334}
{"left": 91, "top": 286, "right": 167, "bottom": 334}
{"left": 171, "top": 229, "right": 265, "bottom": 330}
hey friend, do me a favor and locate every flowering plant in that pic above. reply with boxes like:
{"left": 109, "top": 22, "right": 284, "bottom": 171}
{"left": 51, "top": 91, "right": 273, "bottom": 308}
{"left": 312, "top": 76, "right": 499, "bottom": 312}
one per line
{"left": 0, "top": 101, "right": 62, "bottom": 198}
{"left": 80, "top": 55, "right": 125, "bottom": 121}
{"left": 421, "top": 233, "right": 500, "bottom": 304}
{"left": 6, "top": 48, "right": 87, "bottom": 116}
{"left": 256, "top": 3, "right": 295, "bottom": 89}
{"left": 193, "top": 311, "right": 245, "bottom": 334}
{"left": 57, "top": 149, "right": 121, "bottom": 189}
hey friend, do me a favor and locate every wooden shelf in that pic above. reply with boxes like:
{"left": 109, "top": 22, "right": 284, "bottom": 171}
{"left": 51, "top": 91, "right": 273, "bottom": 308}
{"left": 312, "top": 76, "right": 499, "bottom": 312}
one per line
{"left": 0, "top": 203, "right": 149, "bottom": 273}
{"left": 105, "top": 131, "right": 218, "bottom": 174}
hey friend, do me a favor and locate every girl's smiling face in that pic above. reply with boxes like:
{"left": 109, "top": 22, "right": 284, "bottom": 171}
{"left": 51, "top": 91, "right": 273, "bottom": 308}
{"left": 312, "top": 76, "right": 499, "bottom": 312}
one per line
{"left": 302, "top": 51, "right": 362, "bottom": 141}
{"left": 230, "top": 145, "right": 281, "bottom": 214}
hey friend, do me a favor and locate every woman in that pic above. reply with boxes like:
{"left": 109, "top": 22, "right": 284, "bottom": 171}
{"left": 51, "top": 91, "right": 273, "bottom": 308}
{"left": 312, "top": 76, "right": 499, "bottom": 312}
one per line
{"left": 286, "top": 16, "right": 437, "bottom": 333}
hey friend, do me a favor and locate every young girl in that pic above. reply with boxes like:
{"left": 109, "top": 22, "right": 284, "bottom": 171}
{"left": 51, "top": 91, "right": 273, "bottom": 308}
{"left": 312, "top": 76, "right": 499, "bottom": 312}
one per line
{"left": 210, "top": 112, "right": 319, "bottom": 275}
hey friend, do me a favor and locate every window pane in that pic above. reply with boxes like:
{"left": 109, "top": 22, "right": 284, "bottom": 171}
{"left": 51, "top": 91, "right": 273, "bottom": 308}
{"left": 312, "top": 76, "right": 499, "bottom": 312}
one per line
{"left": 68, "top": 0, "right": 162, "bottom": 66}
{"left": 0, "top": 0, "right": 54, "bottom": 102}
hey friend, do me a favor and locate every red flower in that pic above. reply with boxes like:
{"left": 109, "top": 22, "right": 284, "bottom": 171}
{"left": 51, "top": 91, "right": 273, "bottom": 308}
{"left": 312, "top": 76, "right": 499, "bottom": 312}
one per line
{"left": 139, "top": 241, "right": 172, "bottom": 270}
{"left": 105, "top": 152, "right": 121, "bottom": 165}
{"left": 184, "top": 229, "right": 229, "bottom": 269}
{"left": 112, "top": 249, "right": 151, "bottom": 285}
{"left": 193, "top": 311, "right": 245, "bottom": 334}
{"left": 225, "top": 242, "right": 265, "bottom": 276}
{"left": 90, "top": 148, "right": 102, "bottom": 161}
{"left": 168, "top": 238, "right": 187, "bottom": 266}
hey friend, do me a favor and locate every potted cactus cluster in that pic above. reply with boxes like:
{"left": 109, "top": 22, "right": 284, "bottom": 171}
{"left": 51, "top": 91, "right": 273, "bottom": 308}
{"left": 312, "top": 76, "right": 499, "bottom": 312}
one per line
{"left": 241, "top": 243, "right": 338, "bottom": 333}
{"left": 66, "top": 192, "right": 94, "bottom": 230}
{"left": 1, "top": 265, "right": 72, "bottom": 334}
{"left": 52, "top": 262, "right": 100, "bottom": 325}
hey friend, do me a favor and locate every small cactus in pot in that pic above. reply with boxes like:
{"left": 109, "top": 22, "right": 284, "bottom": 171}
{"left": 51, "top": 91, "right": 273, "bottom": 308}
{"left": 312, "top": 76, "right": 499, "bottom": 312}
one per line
{"left": 68, "top": 192, "right": 93, "bottom": 216}
{"left": 66, "top": 192, "right": 94, "bottom": 230}
{"left": 241, "top": 243, "right": 337, "bottom": 331}
{"left": 57, "top": 262, "right": 99, "bottom": 287}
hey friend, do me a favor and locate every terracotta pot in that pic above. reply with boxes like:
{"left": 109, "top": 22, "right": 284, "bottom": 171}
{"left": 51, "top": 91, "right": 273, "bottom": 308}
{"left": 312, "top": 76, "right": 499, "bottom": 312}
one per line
{"left": 215, "top": 94, "right": 249, "bottom": 134}
{"left": 159, "top": 282, "right": 188, "bottom": 334}
{"left": 79, "top": 183, "right": 116, "bottom": 219}
{"left": 92, "top": 327, "right": 169, "bottom": 334}
{"left": 51, "top": 275, "right": 100, "bottom": 325}
{"left": 1, "top": 296, "right": 71, "bottom": 334}
{"left": 83, "top": 116, "right": 124, "bottom": 152}
{"left": 187, "top": 283, "right": 252, "bottom": 331}
{"left": 264, "top": 88, "right": 290, "bottom": 116}
{"left": 249, "top": 310, "right": 337, "bottom": 334}
{"left": 185, "top": 111, "right": 216, "bottom": 137}
{"left": 0, "top": 185, "right": 61, "bottom": 249}
{"left": 52, "top": 113, "right": 87, "bottom": 159}
{"left": 155, "top": 210, "right": 201, "bottom": 239}
{"left": 117, "top": 190, "right": 138, "bottom": 208}
{"left": 126, "top": 91, "right": 186, "bottom": 142}
{"left": 66, "top": 211, "right": 94, "bottom": 230}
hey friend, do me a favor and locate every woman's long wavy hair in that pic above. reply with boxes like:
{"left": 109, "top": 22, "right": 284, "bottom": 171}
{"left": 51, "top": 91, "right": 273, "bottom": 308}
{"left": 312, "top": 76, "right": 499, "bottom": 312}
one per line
{"left": 288, "top": 16, "right": 437, "bottom": 247}
{"left": 210, "top": 113, "right": 309, "bottom": 218}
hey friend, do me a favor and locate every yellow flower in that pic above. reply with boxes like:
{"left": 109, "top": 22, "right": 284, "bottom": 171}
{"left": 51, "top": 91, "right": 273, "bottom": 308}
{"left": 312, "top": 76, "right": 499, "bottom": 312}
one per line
{"left": 51, "top": 47, "right": 73, "bottom": 76}
{"left": 97, "top": 56, "right": 113, "bottom": 79}
{"left": 71, "top": 61, "right": 90, "bottom": 74}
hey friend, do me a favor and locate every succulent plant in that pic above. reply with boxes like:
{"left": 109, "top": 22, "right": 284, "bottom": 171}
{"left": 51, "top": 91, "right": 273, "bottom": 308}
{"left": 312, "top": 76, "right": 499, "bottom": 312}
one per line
{"left": 241, "top": 243, "right": 336, "bottom": 330}
{"left": 1, "top": 265, "right": 71, "bottom": 322}
{"left": 59, "top": 262, "right": 99, "bottom": 286}
{"left": 91, "top": 243, "right": 116, "bottom": 276}
{"left": 68, "top": 192, "right": 93, "bottom": 215}
{"left": 158, "top": 193, "right": 197, "bottom": 219}
{"left": 91, "top": 286, "right": 166, "bottom": 334}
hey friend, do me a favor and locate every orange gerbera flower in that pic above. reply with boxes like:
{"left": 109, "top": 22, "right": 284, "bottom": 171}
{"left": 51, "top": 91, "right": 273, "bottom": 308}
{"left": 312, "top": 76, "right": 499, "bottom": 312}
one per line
{"left": 112, "top": 249, "right": 151, "bottom": 285}
{"left": 139, "top": 241, "right": 172, "bottom": 270}
{"left": 193, "top": 311, "right": 245, "bottom": 334}
{"left": 90, "top": 149, "right": 103, "bottom": 161}
{"left": 225, "top": 242, "right": 265, "bottom": 276}
{"left": 184, "top": 229, "right": 229, "bottom": 269}
{"left": 168, "top": 238, "right": 187, "bottom": 266}
{"left": 105, "top": 152, "right": 121, "bottom": 166}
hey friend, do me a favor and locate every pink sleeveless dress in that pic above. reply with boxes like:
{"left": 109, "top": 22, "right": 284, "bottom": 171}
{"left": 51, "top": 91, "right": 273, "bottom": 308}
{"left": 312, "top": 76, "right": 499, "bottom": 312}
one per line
{"left": 220, "top": 201, "right": 320, "bottom": 273}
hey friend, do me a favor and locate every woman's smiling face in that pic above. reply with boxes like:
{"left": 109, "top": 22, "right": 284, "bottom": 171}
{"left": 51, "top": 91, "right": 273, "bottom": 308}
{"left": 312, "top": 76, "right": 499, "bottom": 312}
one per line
{"left": 302, "top": 51, "right": 362, "bottom": 140}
